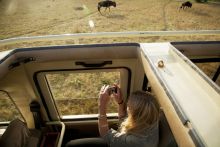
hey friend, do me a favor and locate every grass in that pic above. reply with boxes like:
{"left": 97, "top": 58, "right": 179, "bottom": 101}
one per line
{"left": 0, "top": 0, "right": 220, "bottom": 40}
{"left": 46, "top": 71, "right": 120, "bottom": 116}
{"left": 0, "top": 0, "right": 219, "bottom": 50}
{"left": 0, "top": 92, "right": 23, "bottom": 121}
{"left": 195, "top": 63, "right": 220, "bottom": 85}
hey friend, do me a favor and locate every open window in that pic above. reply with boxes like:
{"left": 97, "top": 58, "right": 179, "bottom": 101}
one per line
{"left": 194, "top": 62, "right": 220, "bottom": 86}
{"left": 36, "top": 68, "right": 130, "bottom": 120}
{"left": 0, "top": 91, "right": 24, "bottom": 122}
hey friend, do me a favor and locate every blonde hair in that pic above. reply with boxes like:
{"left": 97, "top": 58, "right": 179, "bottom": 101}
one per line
{"left": 120, "top": 91, "right": 159, "bottom": 135}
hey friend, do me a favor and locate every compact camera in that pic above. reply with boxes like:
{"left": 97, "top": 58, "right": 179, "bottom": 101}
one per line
{"left": 108, "top": 86, "right": 117, "bottom": 95}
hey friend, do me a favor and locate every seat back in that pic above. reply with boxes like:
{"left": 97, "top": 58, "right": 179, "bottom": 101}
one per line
{"left": 65, "top": 138, "right": 108, "bottom": 147}
{"left": 0, "top": 119, "right": 42, "bottom": 147}
{"left": 158, "top": 111, "right": 177, "bottom": 147}
{"left": 0, "top": 119, "right": 30, "bottom": 147}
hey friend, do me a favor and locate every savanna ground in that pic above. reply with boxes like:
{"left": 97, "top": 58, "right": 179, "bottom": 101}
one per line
{"left": 0, "top": 0, "right": 220, "bottom": 48}
{"left": 0, "top": 0, "right": 220, "bottom": 120}
{"left": 0, "top": 0, "right": 220, "bottom": 41}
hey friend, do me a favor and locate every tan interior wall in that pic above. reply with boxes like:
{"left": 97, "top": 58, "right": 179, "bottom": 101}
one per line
{"left": 0, "top": 65, "right": 35, "bottom": 128}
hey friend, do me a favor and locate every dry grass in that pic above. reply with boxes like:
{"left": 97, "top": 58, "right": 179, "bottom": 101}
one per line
{"left": 0, "top": 92, "right": 23, "bottom": 121}
{"left": 0, "top": 0, "right": 220, "bottom": 51}
{"left": 46, "top": 71, "right": 120, "bottom": 115}
{"left": 195, "top": 63, "right": 220, "bottom": 85}
{"left": 0, "top": 0, "right": 220, "bottom": 40}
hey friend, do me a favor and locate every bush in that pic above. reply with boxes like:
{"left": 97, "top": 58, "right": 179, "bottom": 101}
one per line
{"left": 195, "top": 0, "right": 208, "bottom": 2}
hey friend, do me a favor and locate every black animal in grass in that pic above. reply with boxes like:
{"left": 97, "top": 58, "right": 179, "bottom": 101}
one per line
{"left": 98, "top": 0, "right": 116, "bottom": 13}
{"left": 180, "top": 1, "right": 192, "bottom": 10}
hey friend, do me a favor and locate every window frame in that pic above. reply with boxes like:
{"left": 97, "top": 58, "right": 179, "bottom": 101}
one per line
{"left": 35, "top": 67, "right": 131, "bottom": 121}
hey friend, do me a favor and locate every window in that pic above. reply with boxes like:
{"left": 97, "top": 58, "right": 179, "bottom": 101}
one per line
{"left": 195, "top": 62, "right": 220, "bottom": 86}
{"left": 45, "top": 69, "right": 129, "bottom": 118}
{"left": 0, "top": 91, "right": 23, "bottom": 122}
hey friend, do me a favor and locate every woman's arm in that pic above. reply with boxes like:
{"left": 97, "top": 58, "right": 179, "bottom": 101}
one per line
{"left": 113, "top": 85, "right": 126, "bottom": 119}
{"left": 118, "top": 102, "right": 126, "bottom": 121}
{"left": 98, "top": 85, "right": 110, "bottom": 137}
{"left": 98, "top": 85, "right": 127, "bottom": 137}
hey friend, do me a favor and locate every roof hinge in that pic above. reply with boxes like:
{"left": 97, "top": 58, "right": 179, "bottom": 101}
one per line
{"left": 8, "top": 57, "right": 35, "bottom": 70}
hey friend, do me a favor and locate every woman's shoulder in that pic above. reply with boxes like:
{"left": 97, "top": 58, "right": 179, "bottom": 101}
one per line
{"left": 126, "top": 131, "right": 159, "bottom": 147}
{"left": 104, "top": 125, "right": 158, "bottom": 147}
{"left": 144, "top": 121, "right": 159, "bottom": 136}
{"left": 129, "top": 122, "right": 159, "bottom": 146}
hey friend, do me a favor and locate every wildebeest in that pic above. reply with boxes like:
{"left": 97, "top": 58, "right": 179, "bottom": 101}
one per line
{"left": 98, "top": 0, "right": 116, "bottom": 13}
{"left": 180, "top": 1, "right": 192, "bottom": 10}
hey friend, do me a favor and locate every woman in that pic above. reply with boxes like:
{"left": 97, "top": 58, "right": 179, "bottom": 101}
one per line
{"left": 98, "top": 85, "right": 159, "bottom": 147}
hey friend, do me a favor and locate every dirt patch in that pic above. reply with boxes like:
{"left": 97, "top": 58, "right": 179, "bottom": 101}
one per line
{"left": 74, "top": 6, "right": 84, "bottom": 11}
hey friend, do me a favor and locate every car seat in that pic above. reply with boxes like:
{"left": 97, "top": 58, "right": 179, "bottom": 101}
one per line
{"left": 0, "top": 119, "right": 42, "bottom": 147}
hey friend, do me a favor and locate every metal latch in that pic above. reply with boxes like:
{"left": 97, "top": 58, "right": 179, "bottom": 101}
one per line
{"left": 8, "top": 57, "right": 35, "bottom": 70}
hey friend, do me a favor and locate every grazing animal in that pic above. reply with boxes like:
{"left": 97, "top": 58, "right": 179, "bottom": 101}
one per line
{"left": 98, "top": 0, "right": 116, "bottom": 13}
{"left": 180, "top": 1, "right": 192, "bottom": 10}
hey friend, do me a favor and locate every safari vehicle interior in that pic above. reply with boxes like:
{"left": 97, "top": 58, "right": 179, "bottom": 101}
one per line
{"left": 0, "top": 0, "right": 220, "bottom": 146}
{"left": 0, "top": 41, "right": 219, "bottom": 147}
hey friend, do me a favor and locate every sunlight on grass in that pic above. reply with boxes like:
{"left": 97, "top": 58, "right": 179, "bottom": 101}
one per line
{"left": 46, "top": 71, "right": 120, "bottom": 116}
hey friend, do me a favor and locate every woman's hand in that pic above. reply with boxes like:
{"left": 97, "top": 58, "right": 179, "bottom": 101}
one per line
{"left": 99, "top": 85, "right": 111, "bottom": 111}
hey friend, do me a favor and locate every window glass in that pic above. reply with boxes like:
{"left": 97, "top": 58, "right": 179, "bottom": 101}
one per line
{"left": 195, "top": 62, "right": 220, "bottom": 86}
{"left": 0, "top": 91, "right": 23, "bottom": 122}
{"left": 46, "top": 70, "right": 122, "bottom": 116}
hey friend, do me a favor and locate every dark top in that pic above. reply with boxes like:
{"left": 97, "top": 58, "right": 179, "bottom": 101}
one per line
{"left": 103, "top": 122, "right": 159, "bottom": 147}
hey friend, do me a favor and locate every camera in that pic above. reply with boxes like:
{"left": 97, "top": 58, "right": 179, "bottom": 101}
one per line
{"left": 108, "top": 86, "right": 117, "bottom": 95}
